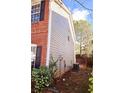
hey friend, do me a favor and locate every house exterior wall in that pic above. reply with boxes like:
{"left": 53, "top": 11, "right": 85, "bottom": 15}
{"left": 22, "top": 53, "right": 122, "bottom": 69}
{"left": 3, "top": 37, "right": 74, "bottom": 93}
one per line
{"left": 49, "top": 0, "right": 76, "bottom": 76}
{"left": 31, "top": 0, "right": 49, "bottom": 65}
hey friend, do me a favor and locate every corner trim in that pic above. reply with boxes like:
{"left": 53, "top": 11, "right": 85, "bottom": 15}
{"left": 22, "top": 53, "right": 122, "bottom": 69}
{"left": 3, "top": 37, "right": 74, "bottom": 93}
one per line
{"left": 46, "top": 1, "right": 52, "bottom": 66}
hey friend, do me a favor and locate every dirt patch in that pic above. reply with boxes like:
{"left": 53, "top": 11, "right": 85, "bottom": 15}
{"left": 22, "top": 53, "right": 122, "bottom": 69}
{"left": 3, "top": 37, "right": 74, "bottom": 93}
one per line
{"left": 43, "top": 65, "right": 92, "bottom": 93}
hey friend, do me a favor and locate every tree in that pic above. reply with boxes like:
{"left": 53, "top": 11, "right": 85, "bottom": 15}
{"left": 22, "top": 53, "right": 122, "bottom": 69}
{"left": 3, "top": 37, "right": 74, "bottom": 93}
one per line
{"left": 74, "top": 20, "right": 93, "bottom": 56}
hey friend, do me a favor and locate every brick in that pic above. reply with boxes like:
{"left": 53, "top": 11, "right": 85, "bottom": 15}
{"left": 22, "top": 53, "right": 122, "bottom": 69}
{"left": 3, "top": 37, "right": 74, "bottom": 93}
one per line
{"left": 31, "top": 0, "right": 49, "bottom": 65}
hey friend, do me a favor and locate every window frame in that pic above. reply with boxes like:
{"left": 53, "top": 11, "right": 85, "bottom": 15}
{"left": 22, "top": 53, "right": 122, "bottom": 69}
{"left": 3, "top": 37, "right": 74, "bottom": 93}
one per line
{"left": 31, "top": 1, "right": 45, "bottom": 24}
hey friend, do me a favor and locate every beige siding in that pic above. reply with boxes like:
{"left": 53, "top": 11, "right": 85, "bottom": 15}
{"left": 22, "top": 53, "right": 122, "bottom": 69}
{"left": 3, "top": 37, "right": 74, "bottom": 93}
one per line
{"left": 49, "top": 1, "right": 75, "bottom": 76}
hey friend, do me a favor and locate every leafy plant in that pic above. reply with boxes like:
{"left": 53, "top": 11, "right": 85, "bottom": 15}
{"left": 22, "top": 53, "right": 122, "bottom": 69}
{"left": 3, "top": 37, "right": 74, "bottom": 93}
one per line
{"left": 88, "top": 73, "right": 93, "bottom": 93}
{"left": 31, "top": 67, "right": 52, "bottom": 93}
{"left": 31, "top": 56, "right": 58, "bottom": 93}
{"left": 49, "top": 56, "right": 58, "bottom": 85}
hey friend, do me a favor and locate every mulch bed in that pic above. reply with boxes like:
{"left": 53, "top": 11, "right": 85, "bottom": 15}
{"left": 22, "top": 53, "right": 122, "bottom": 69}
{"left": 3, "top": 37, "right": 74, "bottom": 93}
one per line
{"left": 43, "top": 65, "right": 92, "bottom": 93}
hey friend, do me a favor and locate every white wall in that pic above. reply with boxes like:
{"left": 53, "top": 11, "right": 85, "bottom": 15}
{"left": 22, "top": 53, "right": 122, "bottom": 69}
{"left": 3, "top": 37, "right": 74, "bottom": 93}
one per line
{"left": 49, "top": 0, "right": 75, "bottom": 76}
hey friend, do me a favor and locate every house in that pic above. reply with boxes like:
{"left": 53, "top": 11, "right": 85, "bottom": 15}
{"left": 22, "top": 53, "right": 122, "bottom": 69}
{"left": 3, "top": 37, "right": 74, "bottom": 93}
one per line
{"left": 31, "top": 0, "right": 76, "bottom": 76}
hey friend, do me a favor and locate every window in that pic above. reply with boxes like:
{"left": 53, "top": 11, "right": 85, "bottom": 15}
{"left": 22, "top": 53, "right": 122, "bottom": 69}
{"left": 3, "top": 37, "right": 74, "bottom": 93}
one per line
{"left": 31, "top": 44, "right": 37, "bottom": 68}
{"left": 31, "top": 1, "right": 45, "bottom": 23}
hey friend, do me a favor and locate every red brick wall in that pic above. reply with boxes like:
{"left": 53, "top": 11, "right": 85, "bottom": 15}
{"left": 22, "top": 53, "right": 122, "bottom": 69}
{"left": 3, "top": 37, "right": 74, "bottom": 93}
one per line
{"left": 31, "top": 0, "right": 49, "bottom": 65}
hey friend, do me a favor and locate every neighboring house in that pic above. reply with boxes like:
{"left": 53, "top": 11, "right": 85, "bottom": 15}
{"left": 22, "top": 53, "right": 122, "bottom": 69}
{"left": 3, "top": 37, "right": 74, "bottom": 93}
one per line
{"left": 31, "top": 0, "right": 76, "bottom": 76}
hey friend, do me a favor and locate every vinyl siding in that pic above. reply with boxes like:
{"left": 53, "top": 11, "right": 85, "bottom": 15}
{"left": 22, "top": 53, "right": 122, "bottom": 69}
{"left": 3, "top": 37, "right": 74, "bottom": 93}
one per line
{"left": 49, "top": 1, "right": 75, "bottom": 76}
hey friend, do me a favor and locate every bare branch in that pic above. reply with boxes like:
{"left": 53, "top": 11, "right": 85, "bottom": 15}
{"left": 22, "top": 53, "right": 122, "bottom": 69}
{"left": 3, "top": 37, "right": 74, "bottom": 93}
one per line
{"left": 74, "top": 0, "right": 93, "bottom": 11}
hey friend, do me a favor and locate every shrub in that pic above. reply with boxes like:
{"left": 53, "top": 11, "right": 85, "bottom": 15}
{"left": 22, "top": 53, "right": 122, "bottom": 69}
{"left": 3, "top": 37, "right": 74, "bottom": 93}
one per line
{"left": 31, "top": 56, "right": 58, "bottom": 93}
{"left": 31, "top": 67, "right": 52, "bottom": 93}
{"left": 88, "top": 73, "right": 93, "bottom": 93}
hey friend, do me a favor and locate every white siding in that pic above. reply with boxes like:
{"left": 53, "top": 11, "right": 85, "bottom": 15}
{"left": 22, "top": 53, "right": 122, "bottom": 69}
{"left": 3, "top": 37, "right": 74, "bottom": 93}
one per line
{"left": 48, "top": 1, "right": 75, "bottom": 76}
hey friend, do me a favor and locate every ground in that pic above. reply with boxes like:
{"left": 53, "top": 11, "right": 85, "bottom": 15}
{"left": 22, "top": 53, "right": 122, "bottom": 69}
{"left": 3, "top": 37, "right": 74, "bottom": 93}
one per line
{"left": 43, "top": 65, "right": 92, "bottom": 93}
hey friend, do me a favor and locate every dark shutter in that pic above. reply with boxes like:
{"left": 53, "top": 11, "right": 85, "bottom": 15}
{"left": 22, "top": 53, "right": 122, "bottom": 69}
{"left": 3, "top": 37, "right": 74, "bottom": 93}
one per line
{"left": 40, "top": 1, "right": 45, "bottom": 21}
{"left": 35, "top": 46, "right": 42, "bottom": 68}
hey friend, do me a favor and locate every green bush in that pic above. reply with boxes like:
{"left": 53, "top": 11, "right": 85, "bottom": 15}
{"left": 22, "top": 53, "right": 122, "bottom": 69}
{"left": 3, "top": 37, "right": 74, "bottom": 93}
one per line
{"left": 31, "top": 67, "right": 52, "bottom": 93}
{"left": 88, "top": 73, "right": 93, "bottom": 93}
{"left": 31, "top": 56, "right": 58, "bottom": 93}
